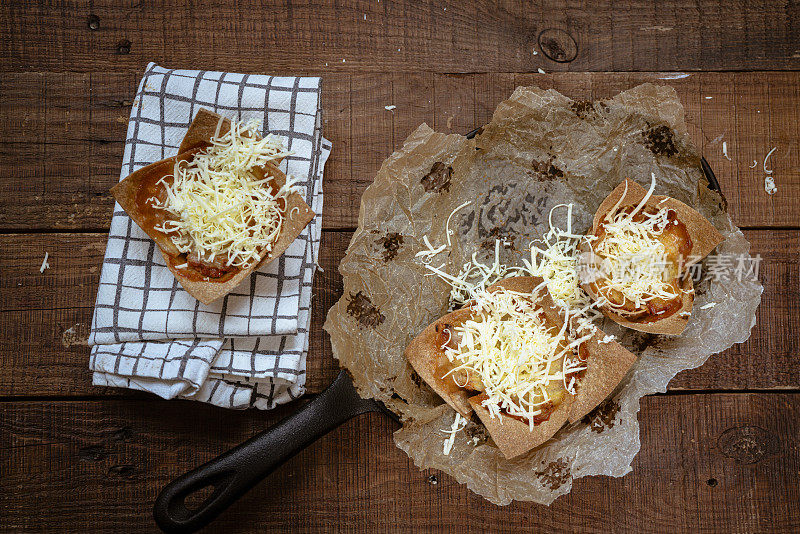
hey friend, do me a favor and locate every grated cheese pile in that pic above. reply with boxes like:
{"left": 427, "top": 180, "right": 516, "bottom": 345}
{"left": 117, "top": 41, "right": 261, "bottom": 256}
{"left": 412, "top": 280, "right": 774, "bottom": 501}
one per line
{"left": 417, "top": 202, "right": 528, "bottom": 308}
{"left": 526, "top": 203, "right": 608, "bottom": 340}
{"left": 425, "top": 239, "right": 529, "bottom": 309}
{"left": 527, "top": 204, "right": 591, "bottom": 308}
{"left": 586, "top": 176, "right": 680, "bottom": 315}
{"left": 152, "top": 118, "right": 296, "bottom": 268}
{"left": 413, "top": 201, "right": 604, "bottom": 430}
{"left": 443, "top": 288, "right": 586, "bottom": 430}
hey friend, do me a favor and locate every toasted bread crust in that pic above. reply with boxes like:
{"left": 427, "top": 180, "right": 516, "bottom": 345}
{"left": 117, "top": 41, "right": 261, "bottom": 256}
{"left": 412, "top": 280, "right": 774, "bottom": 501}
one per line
{"left": 110, "top": 109, "right": 314, "bottom": 304}
{"left": 580, "top": 179, "right": 723, "bottom": 335}
{"left": 405, "top": 276, "right": 637, "bottom": 459}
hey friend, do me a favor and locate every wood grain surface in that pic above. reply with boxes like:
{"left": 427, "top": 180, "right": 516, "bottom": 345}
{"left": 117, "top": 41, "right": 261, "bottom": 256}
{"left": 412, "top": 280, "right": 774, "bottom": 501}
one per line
{"left": 2, "top": 71, "right": 799, "bottom": 230}
{"left": 2, "top": 1, "right": 799, "bottom": 73}
{"left": 2, "top": 394, "right": 798, "bottom": 532}
{"left": 1, "top": 229, "right": 797, "bottom": 399}
{"left": 2, "top": 0, "right": 799, "bottom": 532}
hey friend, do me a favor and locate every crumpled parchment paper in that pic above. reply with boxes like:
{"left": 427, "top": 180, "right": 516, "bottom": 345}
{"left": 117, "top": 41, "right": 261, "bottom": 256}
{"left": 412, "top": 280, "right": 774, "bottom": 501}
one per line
{"left": 323, "top": 83, "right": 762, "bottom": 505}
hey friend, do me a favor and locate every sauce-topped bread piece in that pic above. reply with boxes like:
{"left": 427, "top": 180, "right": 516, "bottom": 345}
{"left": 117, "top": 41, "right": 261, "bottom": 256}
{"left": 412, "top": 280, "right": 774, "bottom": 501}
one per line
{"left": 111, "top": 109, "right": 314, "bottom": 304}
{"left": 579, "top": 178, "right": 723, "bottom": 335}
{"left": 405, "top": 276, "right": 636, "bottom": 459}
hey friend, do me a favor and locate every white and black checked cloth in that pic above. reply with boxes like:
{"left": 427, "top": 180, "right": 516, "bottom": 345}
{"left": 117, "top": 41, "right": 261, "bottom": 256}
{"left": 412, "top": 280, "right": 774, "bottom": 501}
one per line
{"left": 89, "top": 64, "right": 331, "bottom": 409}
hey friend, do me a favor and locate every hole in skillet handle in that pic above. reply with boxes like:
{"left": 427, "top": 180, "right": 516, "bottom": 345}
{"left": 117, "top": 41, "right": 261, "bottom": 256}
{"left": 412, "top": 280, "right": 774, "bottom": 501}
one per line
{"left": 464, "top": 127, "right": 722, "bottom": 193}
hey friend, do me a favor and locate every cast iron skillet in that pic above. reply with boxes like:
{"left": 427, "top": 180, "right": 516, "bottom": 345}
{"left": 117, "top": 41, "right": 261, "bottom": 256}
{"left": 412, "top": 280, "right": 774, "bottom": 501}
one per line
{"left": 153, "top": 128, "right": 722, "bottom": 533}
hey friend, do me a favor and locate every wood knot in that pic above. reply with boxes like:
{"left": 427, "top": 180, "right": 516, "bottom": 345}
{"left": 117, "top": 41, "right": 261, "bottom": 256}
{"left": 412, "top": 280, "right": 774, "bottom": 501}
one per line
{"left": 116, "top": 39, "right": 131, "bottom": 55}
{"left": 718, "top": 425, "right": 779, "bottom": 465}
{"left": 107, "top": 465, "right": 136, "bottom": 479}
{"left": 111, "top": 426, "right": 135, "bottom": 442}
{"left": 78, "top": 445, "right": 108, "bottom": 462}
{"left": 87, "top": 14, "right": 100, "bottom": 31}
{"left": 538, "top": 29, "right": 577, "bottom": 63}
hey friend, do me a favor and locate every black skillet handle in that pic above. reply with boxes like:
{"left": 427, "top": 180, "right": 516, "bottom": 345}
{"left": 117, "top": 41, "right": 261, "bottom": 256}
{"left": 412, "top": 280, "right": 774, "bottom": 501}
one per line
{"left": 153, "top": 370, "right": 382, "bottom": 534}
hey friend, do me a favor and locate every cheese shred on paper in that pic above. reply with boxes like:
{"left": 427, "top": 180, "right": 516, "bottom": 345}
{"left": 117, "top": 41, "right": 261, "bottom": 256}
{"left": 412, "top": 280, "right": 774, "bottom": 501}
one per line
{"left": 324, "top": 84, "right": 762, "bottom": 505}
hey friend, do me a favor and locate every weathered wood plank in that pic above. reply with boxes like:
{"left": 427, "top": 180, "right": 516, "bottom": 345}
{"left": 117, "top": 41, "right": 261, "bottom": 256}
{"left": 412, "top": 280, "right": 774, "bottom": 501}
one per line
{"left": 2, "top": 0, "right": 799, "bottom": 73}
{"left": 0, "top": 229, "right": 796, "bottom": 398}
{"left": 1, "top": 394, "right": 798, "bottom": 532}
{"left": 434, "top": 73, "right": 475, "bottom": 134}
{"left": 350, "top": 73, "right": 394, "bottom": 213}
{"left": 390, "top": 72, "right": 435, "bottom": 149}
{"left": 474, "top": 72, "right": 516, "bottom": 128}
{"left": 2, "top": 71, "right": 798, "bottom": 231}
{"left": 318, "top": 72, "right": 352, "bottom": 231}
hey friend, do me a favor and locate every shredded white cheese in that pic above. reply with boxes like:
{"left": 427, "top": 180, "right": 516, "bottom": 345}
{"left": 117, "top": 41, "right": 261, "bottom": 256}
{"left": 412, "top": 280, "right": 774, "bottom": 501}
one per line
{"left": 39, "top": 252, "right": 50, "bottom": 273}
{"left": 443, "top": 288, "right": 585, "bottom": 430}
{"left": 415, "top": 202, "right": 472, "bottom": 267}
{"left": 749, "top": 160, "right": 758, "bottom": 169}
{"left": 537, "top": 68, "right": 546, "bottom": 74}
{"left": 384, "top": 105, "right": 396, "bottom": 111}
{"left": 759, "top": 147, "right": 779, "bottom": 194}
{"left": 699, "top": 302, "right": 716, "bottom": 310}
{"left": 445, "top": 200, "right": 472, "bottom": 247}
{"left": 426, "top": 239, "right": 528, "bottom": 308}
{"left": 765, "top": 175, "right": 778, "bottom": 195}
{"left": 764, "top": 146, "right": 777, "bottom": 174}
{"left": 152, "top": 118, "right": 296, "bottom": 268}
{"left": 527, "top": 204, "right": 590, "bottom": 308}
{"left": 599, "top": 334, "right": 616, "bottom": 344}
{"left": 722, "top": 141, "right": 731, "bottom": 161}
{"left": 415, "top": 235, "right": 448, "bottom": 263}
{"left": 442, "top": 413, "right": 466, "bottom": 455}
{"left": 416, "top": 203, "right": 613, "bottom": 429}
{"left": 585, "top": 175, "right": 680, "bottom": 316}
{"left": 525, "top": 203, "right": 609, "bottom": 340}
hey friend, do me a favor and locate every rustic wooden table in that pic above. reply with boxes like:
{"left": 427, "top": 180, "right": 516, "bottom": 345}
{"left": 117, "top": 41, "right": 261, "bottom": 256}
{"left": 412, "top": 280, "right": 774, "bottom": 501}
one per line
{"left": 2, "top": 1, "right": 799, "bottom": 532}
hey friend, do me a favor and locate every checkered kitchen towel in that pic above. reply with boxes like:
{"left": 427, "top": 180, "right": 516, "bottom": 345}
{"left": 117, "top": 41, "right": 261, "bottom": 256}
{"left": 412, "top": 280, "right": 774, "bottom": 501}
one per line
{"left": 89, "top": 63, "right": 331, "bottom": 409}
